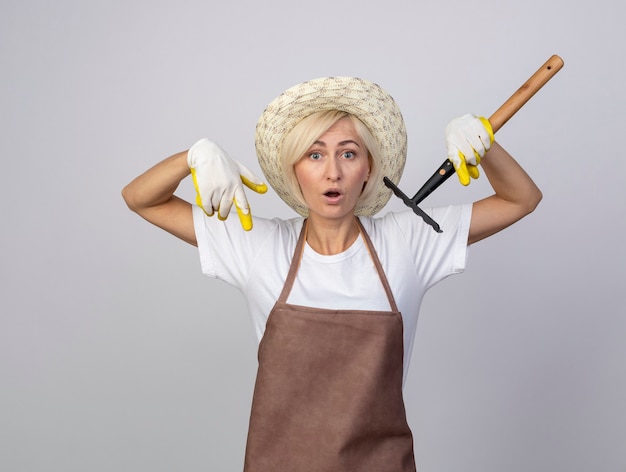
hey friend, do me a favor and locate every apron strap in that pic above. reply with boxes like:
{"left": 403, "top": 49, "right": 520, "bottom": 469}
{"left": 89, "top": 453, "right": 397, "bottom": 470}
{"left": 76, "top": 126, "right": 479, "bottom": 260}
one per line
{"left": 356, "top": 218, "right": 400, "bottom": 313}
{"left": 278, "top": 218, "right": 399, "bottom": 313}
{"left": 276, "top": 219, "right": 309, "bottom": 304}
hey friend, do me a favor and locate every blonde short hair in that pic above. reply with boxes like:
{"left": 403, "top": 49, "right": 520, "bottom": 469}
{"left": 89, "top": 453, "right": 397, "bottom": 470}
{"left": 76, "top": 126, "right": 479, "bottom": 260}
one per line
{"left": 280, "top": 110, "right": 383, "bottom": 214}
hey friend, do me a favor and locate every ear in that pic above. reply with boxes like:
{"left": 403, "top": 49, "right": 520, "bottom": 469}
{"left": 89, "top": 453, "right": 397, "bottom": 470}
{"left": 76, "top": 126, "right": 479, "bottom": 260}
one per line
{"left": 361, "top": 173, "right": 370, "bottom": 193}
{"left": 365, "top": 152, "right": 372, "bottom": 181}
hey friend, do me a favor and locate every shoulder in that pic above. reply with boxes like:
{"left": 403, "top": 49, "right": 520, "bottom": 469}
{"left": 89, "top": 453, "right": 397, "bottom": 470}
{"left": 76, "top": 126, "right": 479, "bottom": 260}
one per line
{"left": 360, "top": 204, "right": 472, "bottom": 246}
{"left": 361, "top": 205, "right": 472, "bottom": 284}
{"left": 192, "top": 207, "right": 305, "bottom": 282}
{"left": 192, "top": 205, "right": 304, "bottom": 248}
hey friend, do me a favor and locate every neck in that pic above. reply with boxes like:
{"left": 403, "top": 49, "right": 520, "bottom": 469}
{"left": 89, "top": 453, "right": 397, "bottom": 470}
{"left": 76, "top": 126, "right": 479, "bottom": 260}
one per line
{"left": 305, "top": 215, "right": 360, "bottom": 255}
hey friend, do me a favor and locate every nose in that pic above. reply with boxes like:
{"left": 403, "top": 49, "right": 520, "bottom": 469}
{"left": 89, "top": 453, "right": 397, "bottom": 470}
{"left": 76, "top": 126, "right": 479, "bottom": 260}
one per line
{"left": 325, "top": 156, "right": 341, "bottom": 181}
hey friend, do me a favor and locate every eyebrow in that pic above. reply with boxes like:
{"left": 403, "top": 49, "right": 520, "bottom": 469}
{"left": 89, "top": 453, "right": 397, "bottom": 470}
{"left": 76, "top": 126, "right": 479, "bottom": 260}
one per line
{"left": 312, "top": 139, "right": 361, "bottom": 147}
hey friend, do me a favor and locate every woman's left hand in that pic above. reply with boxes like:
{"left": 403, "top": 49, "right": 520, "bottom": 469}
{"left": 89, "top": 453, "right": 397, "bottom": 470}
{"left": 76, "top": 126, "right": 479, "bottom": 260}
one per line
{"left": 445, "top": 114, "right": 494, "bottom": 186}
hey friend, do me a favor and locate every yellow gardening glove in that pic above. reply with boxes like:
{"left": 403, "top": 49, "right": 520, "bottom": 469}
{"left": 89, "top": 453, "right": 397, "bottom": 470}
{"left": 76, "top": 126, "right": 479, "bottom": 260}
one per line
{"left": 187, "top": 138, "right": 267, "bottom": 231}
{"left": 445, "top": 114, "right": 494, "bottom": 186}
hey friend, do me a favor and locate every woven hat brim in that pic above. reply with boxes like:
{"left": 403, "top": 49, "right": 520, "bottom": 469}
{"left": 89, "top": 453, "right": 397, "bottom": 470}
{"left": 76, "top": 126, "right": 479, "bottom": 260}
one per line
{"left": 255, "top": 77, "right": 407, "bottom": 216}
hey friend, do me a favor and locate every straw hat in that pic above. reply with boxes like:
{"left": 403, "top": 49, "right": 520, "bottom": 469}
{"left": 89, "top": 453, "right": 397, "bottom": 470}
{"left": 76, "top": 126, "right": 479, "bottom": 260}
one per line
{"left": 255, "top": 76, "right": 407, "bottom": 216}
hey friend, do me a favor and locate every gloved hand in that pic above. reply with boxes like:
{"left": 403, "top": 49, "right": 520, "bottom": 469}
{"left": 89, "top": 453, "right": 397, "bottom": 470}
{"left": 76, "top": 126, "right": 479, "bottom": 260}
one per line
{"left": 445, "top": 114, "right": 494, "bottom": 186}
{"left": 188, "top": 138, "right": 267, "bottom": 231}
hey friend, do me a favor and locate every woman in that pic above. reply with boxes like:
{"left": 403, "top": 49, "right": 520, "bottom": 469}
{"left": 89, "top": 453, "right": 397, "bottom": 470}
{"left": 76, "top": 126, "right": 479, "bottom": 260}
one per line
{"left": 122, "top": 77, "right": 542, "bottom": 471}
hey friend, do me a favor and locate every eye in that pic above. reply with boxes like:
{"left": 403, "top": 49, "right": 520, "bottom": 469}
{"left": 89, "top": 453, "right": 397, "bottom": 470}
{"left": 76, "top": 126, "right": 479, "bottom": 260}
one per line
{"left": 309, "top": 152, "right": 322, "bottom": 160}
{"left": 342, "top": 151, "right": 355, "bottom": 159}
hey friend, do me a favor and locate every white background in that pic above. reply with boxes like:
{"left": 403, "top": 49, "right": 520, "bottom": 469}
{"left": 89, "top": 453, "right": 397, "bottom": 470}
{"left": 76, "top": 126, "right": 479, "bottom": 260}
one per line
{"left": 2, "top": 0, "right": 625, "bottom": 471}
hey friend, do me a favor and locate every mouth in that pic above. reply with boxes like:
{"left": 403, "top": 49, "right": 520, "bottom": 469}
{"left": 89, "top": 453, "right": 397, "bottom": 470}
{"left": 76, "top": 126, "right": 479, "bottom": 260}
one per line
{"left": 323, "top": 189, "right": 343, "bottom": 203}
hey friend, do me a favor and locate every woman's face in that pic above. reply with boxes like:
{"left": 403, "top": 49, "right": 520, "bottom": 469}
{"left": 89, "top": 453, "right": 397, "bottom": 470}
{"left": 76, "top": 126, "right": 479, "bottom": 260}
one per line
{"left": 294, "top": 117, "right": 370, "bottom": 222}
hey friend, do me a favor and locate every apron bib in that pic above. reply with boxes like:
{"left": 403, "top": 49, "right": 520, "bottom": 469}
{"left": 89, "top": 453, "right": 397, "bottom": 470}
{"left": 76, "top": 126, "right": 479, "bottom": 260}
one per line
{"left": 243, "top": 219, "right": 416, "bottom": 471}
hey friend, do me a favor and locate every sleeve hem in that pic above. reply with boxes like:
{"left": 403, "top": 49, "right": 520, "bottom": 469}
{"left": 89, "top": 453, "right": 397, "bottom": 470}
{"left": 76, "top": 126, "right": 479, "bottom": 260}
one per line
{"left": 451, "top": 203, "right": 472, "bottom": 274}
{"left": 192, "top": 204, "right": 217, "bottom": 277}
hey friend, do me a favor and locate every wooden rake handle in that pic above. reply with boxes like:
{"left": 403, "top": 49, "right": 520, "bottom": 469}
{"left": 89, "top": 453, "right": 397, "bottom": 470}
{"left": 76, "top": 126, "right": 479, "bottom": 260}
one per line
{"left": 489, "top": 54, "right": 564, "bottom": 132}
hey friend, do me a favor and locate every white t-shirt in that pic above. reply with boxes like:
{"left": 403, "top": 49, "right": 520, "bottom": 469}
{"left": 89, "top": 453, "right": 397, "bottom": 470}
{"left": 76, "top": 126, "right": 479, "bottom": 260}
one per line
{"left": 193, "top": 204, "right": 472, "bottom": 382}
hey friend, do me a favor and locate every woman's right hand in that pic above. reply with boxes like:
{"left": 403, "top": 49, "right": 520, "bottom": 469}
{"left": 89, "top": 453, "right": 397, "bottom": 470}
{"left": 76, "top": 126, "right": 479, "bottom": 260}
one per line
{"left": 188, "top": 138, "right": 267, "bottom": 231}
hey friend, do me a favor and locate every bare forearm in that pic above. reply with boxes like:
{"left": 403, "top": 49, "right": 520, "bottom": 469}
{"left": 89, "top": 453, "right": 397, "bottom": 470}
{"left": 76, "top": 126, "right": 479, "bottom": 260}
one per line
{"left": 121, "top": 150, "right": 197, "bottom": 245}
{"left": 122, "top": 151, "right": 190, "bottom": 212}
{"left": 469, "top": 142, "right": 542, "bottom": 244}
{"left": 480, "top": 141, "right": 542, "bottom": 211}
